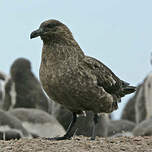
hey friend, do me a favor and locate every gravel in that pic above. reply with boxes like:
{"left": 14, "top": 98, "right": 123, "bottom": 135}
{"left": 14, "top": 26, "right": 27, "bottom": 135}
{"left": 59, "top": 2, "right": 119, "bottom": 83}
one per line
{"left": 0, "top": 136, "right": 152, "bottom": 152}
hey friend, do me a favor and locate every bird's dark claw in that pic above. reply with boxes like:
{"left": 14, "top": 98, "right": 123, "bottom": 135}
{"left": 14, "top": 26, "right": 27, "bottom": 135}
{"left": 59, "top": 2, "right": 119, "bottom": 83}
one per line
{"left": 43, "top": 135, "right": 71, "bottom": 141}
{"left": 43, "top": 112, "right": 77, "bottom": 141}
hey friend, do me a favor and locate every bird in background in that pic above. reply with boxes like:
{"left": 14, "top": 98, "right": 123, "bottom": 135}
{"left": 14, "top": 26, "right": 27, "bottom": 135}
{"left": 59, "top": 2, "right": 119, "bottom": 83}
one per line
{"left": 30, "top": 19, "right": 136, "bottom": 140}
{"left": 0, "top": 71, "right": 9, "bottom": 108}
{"left": 3, "top": 58, "right": 50, "bottom": 112}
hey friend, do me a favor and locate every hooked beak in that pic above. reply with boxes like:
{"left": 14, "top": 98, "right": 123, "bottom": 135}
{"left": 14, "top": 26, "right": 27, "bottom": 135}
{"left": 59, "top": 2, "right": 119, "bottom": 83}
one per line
{"left": 30, "top": 28, "right": 43, "bottom": 39}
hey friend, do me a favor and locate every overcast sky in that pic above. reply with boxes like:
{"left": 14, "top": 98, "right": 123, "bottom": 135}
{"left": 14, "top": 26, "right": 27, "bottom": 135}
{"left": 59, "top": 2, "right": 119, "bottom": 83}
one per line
{"left": 0, "top": 0, "right": 152, "bottom": 119}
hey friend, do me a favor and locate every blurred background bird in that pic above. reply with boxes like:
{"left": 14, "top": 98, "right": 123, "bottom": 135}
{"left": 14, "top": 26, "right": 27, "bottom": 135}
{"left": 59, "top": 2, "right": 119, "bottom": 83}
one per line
{"left": 2, "top": 58, "right": 51, "bottom": 112}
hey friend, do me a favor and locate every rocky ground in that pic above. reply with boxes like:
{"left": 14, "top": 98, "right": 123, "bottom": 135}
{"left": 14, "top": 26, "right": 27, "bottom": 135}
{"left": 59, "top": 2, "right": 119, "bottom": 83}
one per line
{"left": 0, "top": 136, "right": 152, "bottom": 152}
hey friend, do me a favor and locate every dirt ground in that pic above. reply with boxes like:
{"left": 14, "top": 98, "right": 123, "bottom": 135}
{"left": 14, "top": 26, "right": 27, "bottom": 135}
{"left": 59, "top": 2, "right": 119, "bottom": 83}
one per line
{"left": 0, "top": 136, "right": 152, "bottom": 152}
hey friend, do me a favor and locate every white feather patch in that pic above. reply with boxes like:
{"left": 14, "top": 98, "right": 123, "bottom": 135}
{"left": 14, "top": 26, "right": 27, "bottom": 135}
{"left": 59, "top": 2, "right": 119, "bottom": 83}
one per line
{"left": 10, "top": 82, "right": 16, "bottom": 109}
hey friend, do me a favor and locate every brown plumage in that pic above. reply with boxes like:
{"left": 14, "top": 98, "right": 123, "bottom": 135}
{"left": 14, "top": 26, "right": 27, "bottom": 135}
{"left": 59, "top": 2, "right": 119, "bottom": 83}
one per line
{"left": 30, "top": 19, "right": 136, "bottom": 140}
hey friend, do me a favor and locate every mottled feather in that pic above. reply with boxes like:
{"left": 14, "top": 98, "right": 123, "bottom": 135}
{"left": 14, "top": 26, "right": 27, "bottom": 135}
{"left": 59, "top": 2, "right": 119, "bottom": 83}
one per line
{"left": 30, "top": 19, "right": 136, "bottom": 114}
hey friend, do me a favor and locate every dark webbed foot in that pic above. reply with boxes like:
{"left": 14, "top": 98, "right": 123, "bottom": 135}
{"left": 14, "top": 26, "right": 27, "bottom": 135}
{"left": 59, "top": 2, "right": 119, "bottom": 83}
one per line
{"left": 44, "top": 112, "right": 77, "bottom": 141}
{"left": 91, "top": 113, "right": 99, "bottom": 140}
{"left": 44, "top": 136, "right": 71, "bottom": 141}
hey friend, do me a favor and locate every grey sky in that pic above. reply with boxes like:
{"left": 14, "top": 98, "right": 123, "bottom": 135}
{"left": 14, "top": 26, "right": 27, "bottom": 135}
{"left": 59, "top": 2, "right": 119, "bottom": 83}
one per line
{"left": 0, "top": 0, "right": 152, "bottom": 119}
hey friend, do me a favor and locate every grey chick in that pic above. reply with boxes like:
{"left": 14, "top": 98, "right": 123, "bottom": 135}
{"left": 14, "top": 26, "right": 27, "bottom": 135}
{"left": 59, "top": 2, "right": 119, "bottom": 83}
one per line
{"left": 30, "top": 19, "right": 136, "bottom": 140}
{"left": 121, "top": 91, "right": 137, "bottom": 123}
{"left": 8, "top": 108, "right": 65, "bottom": 138}
{"left": 107, "top": 119, "right": 136, "bottom": 137}
{"left": 122, "top": 73, "right": 152, "bottom": 124}
{"left": 0, "top": 110, "right": 31, "bottom": 140}
{"left": 3, "top": 58, "right": 50, "bottom": 112}
{"left": 133, "top": 119, "right": 152, "bottom": 136}
{"left": 0, "top": 71, "right": 9, "bottom": 108}
{"left": 135, "top": 73, "right": 152, "bottom": 123}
